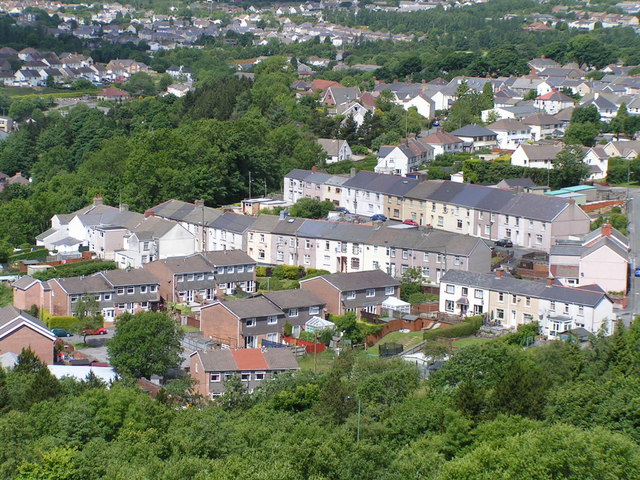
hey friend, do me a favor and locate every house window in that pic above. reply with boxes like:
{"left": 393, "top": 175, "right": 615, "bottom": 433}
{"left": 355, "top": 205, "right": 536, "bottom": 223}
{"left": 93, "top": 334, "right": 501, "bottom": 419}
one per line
{"left": 267, "top": 316, "right": 278, "bottom": 325}
{"left": 177, "top": 275, "right": 184, "bottom": 282}
{"left": 402, "top": 250, "right": 409, "bottom": 260}
{"left": 143, "top": 242, "right": 149, "bottom": 251}
{"left": 536, "top": 235, "right": 543, "bottom": 244}
{"left": 454, "top": 257, "right": 462, "bottom": 266}
{"left": 241, "top": 372, "right": 251, "bottom": 382}
{"left": 498, "top": 292, "right": 504, "bottom": 302}
{"left": 474, "top": 290, "right": 483, "bottom": 299}
{"left": 366, "top": 288, "right": 375, "bottom": 298}
{"left": 541, "top": 223, "right": 546, "bottom": 231}
{"left": 457, "top": 219, "right": 462, "bottom": 229}
{"left": 117, "top": 287, "right": 125, "bottom": 295}
{"left": 246, "top": 318, "right": 256, "bottom": 327}
{"left": 309, "top": 306, "right": 320, "bottom": 315}
{"left": 140, "top": 286, "right": 147, "bottom": 293}
{"left": 505, "top": 215, "right": 509, "bottom": 224}
{"left": 305, "top": 239, "right": 312, "bottom": 249}
{"left": 496, "top": 308, "right": 505, "bottom": 320}
{"left": 71, "top": 296, "right": 78, "bottom": 303}
{"left": 217, "top": 267, "right": 225, "bottom": 274}
{"left": 266, "top": 333, "right": 278, "bottom": 343}
{"left": 353, "top": 244, "right": 360, "bottom": 255}
{"left": 550, "top": 301, "right": 555, "bottom": 311}
{"left": 226, "top": 266, "right": 234, "bottom": 274}
{"left": 323, "top": 255, "right": 330, "bottom": 265}
{"left": 288, "top": 308, "right": 299, "bottom": 317}
{"left": 437, "top": 216, "right": 444, "bottom": 227}
{"left": 259, "top": 234, "right": 265, "bottom": 243}
{"left": 255, "top": 372, "right": 266, "bottom": 381}
{"left": 259, "top": 250, "right": 266, "bottom": 260}
{"left": 479, "top": 212, "right": 484, "bottom": 220}
{"left": 304, "top": 254, "right": 311, "bottom": 265}
{"left": 512, "top": 295, "right": 517, "bottom": 304}
{"left": 373, "top": 261, "right": 380, "bottom": 270}
{"left": 385, "top": 286, "right": 395, "bottom": 295}
{"left": 219, "top": 283, "right": 227, "bottom": 290}
{"left": 461, "top": 287, "right": 468, "bottom": 297}
{"left": 564, "top": 303, "right": 569, "bottom": 314}
{"left": 127, "top": 287, "right": 135, "bottom": 294}
{"left": 104, "top": 293, "right": 112, "bottom": 301}
{"left": 346, "top": 291, "right": 356, "bottom": 300}
{"left": 141, "top": 301, "right": 148, "bottom": 308}
{"left": 578, "top": 305, "right": 584, "bottom": 316}
{"left": 187, "top": 274, "right": 195, "bottom": 281}
{"left": 247, "top": 265, "right": 254, "bottom": 272}
{"left": 437, "top": 254, "right": 445, "bottom": 264}
{"left": 393, "top": 209, "right": 400, "bottom": 217}
{"left": 505, "top": 228, "right": 512, "bottom": 238}
{"left": 422, "top": 266, "right": 430, "bottom": 277}
{"left": 351, "top": 258, "right": 360, "bottom": 269}
{"left": 529, "top": 220, "right": 534, "bottom": 229}
{"left": 445, "top": 284, "right": 455, "bottom": 294}
{"left": 445, "top": 300, "right": 454, "bottom": 312}
{"left": 210, "top": 373, "right": 221, "bottom": 382}
{"left": 277, "top": 251, "right": 284, "bottom": 262}
{"left": 197, "top": 273, "right": 205, "bottom": 280}
{"left": 150, "top": 285, "right": 158, "bottom": 293}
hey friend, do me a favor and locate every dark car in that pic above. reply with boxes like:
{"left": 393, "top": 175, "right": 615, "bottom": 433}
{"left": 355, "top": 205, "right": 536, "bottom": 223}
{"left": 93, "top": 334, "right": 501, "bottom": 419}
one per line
{"left": 635, "top": 267, "right": 640, "bottom": 277}
{"left": 335, "top": 207, "right": 350, "bottom": 214}
{"left": 82, "top": 327, "right": 107, "bottom": 335}
{"left": 371, "top": 214, "right": 388, "bottom": 222}
{"left": 403, "top": 219, "right": 419, "bottom": 226}
{"left": 495, "top": 238, "right": 514, "bottom": 248}
{"left": 51, "top": 328, "right": 73, "bottom": 337}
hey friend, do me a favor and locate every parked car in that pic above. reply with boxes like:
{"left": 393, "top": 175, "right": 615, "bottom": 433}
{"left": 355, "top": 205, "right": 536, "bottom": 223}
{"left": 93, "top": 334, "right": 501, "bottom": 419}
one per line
{"left": 635, "top": 267, "right": 640, "bottom": 277}
{"left": 52, "top": 328, "right": 73, "bottom": 337}
{"left": 335, "top": 207, "right": 350, "bottom": 214}
{"left": 82, "top": 327, "right": 107, "bottom": 335}
{"left": 371, "top": 214, "right": 388, "bottom": 222}
{"left": 495, "top": 238, "right": 514, "bottom": 248}
{"left": 403, "top": 219, "right": 419, "bottom": 226}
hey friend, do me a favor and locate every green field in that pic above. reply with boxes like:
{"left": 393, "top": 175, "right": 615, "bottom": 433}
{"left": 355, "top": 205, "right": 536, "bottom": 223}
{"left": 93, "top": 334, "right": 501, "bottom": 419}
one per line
{"left": 452, "top": 336, "right": 491, "bottom": 349}
{"left": 0, "top": 86, "right": 97, "bottom": 99}
{"left": 0, "top": 283, "right": 11, "bottom": 307}
{"left": 297, "top": 350, "right": 336, "bottom": 372}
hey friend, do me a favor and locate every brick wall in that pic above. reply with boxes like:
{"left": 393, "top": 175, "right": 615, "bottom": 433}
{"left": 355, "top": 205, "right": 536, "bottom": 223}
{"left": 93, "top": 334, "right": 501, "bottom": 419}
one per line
{"left": 0, "top": 326, "right": 54, "bottom": 364}
{"left": 200, "top": 304, "right": 241, "bottom": 348}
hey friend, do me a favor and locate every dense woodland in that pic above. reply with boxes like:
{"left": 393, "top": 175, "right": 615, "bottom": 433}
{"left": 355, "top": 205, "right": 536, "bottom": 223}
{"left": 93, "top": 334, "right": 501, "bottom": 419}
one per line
{"left": 2, "top": 321, "right": 640, "bottom": 479}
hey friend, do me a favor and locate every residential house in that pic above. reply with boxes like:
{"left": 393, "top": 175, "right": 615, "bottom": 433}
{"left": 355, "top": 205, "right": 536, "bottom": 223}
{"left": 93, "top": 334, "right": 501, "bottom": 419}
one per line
{"left": 603, "top": 140, "right": 640, "bottom": 159}
{"left": 375, "top": 137, "right": 435, "bottom": 176}
{"left": 97, "top": 87, "right": 131, "bottom": 102}
{"left": 260, "top": 289, "right": 326, "bottom": 338}
{"left": 534, "top": 90, "right": 575, "bottom": 114}
{"left": 322, "top": 87, "right": 360, "bottom": 106}
{"left": 317, "top": 138, "right": 352, "bottom": 163}
{"left": 522, "top": 113, "right": 565, "bottom": 141}
{"left": 208, "top": 213, "right": 256, "bottom": 252}
{"left": 342, "top": 171, "right": 420, "bottom": 219}
{"left": 549, "top": 223, "right": 629, "bottom": 292}
{"left": 582, "top": 146, "right": 609, "bottom": 181}
{"left": 200, "top": 296, "right": 285, "bottom": 348}
{"left": 0, "top": 306, "right": 56, "bottom": 365}
{"left": 189, "top": 348, "right": 299, "bottom": 398}
{"left": 12, "top": 276, "right": 50, "bottom": 313}
{"left": 420, "top": 129, "right": 464, "bottom": 156}
{"left": 439, "top": 269, "right": 615, "bottom": 338}
{"left": 299, "top": 270, "right": 400, "bottom": 317}
{"left": 450, "top": 124, "right": 498, "bottom": 151}
{"left": 0, "top": 116, "right": 14, "bottom": 133}
{"left": 486, "top": 119, "right": 532, "bottom": 150}
{"left": 511, "top": 144, "right": 563, "bottom": 169}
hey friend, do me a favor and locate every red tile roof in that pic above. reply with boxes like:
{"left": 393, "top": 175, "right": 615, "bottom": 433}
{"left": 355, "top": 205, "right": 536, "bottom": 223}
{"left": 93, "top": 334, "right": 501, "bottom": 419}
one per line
{"left": 231, "top": 349, "right": 268, "bottom": 370}
{"left": 311, "top": 79, "right": 345, "bottom": 91}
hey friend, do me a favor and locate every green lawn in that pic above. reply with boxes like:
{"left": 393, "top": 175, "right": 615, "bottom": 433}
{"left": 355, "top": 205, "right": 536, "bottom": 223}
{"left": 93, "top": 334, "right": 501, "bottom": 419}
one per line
{"left": 0, "top": 86, "right": 97, "bottom": 98}
{"left": 0, "top": 283, "right": 12, "bottom": 307}
{"left": 452, "top": 337, "right": 491, "bottom": 349}
{"left": 181, "top": 325, "right": 200, "bottom": 333}
{"left": 372, "top": 330, "right": 425, "bottom": 354}
{"left": 297, "top": 350, "right": 336, "bottom": 372}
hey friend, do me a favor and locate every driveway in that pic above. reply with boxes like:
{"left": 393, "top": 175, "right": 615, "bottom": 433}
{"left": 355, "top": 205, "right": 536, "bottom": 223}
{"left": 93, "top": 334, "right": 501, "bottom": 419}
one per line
{"left": 59, "top": 330, "right": 114, "bottom": 363}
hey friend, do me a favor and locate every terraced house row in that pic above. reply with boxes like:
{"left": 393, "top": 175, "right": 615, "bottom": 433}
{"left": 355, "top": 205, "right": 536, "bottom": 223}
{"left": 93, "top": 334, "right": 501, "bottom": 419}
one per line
{"left": 284, "top": 169, "right": 591, "bottom": 251}
{"left": 148, "top": 199, "right": 492, "bottom": 284}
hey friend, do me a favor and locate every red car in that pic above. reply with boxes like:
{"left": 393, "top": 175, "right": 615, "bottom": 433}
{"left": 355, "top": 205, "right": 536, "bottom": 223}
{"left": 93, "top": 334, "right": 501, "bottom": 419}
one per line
{"left": 403, "top": 219, "right": 419, "bottom": 226}
{"left": 82, "top": 327, "right": 107, "bottom": 335}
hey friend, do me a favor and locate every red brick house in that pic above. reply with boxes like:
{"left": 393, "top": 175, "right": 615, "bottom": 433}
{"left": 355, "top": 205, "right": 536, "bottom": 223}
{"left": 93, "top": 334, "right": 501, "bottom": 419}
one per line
{"left": 189, "top": 348, "right": 299, "bottom": 398}
{"left": 0, "top": 305, "right": 56, "bottom": 364}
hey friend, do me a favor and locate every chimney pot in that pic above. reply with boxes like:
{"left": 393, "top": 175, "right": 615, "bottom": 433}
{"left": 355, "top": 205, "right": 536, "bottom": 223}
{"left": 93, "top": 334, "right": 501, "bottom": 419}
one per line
{"left": 495, "top": 269, "right": 504, "bottom": 278}
{"left": 601, "top": 223, "right": 612, "bottom": 237}
{"left": 311, "top": 165, "right": 318, "bottom": 173}
{"left": 546, "top": 277, "right": 554, "bottom": 286}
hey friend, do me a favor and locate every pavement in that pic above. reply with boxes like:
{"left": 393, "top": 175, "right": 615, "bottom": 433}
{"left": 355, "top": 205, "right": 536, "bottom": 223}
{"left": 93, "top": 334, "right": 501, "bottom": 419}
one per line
{"left": 622, "top": 190, "right": 640, "bottom": 328}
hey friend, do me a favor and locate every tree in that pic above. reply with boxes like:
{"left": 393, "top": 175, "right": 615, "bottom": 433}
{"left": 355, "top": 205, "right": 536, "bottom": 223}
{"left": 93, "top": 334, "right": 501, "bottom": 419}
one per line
{"left": 551, "top": 145, "right": 590, "bottom": 189}
{"left": 564, "top": 122, "right": 599, "bottom": 147}
{"left": 289, "top": 198, "right": 335, "bottom": 219}
{"left": 571, "top": 105, "right": 600, "bottom": 125}
{"left": 107, "top": 311, "right": 184, "bottom": 379}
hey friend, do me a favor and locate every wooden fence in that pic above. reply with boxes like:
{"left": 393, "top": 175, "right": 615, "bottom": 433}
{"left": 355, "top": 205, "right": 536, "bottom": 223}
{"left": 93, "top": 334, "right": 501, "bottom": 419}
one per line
{"left": 364, "top": 317, "right": 438, "bottom": 347}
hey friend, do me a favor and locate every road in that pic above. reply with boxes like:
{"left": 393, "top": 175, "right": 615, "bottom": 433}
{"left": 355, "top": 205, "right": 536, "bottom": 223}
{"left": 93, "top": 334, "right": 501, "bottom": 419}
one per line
{"left": 624, "top": 191, "right": 640, "bottom": 328}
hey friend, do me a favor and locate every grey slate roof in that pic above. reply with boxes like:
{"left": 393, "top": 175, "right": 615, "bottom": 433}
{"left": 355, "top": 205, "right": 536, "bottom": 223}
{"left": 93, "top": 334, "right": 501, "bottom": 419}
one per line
{"left": 54, "top": 276, "right": 112, "bottom": 295}
{"left": 218, "top": 296, "right": 284, "bottom": 319}
{"left": 296, "top": 220, "right": 375, "bottom": 243}
{"left": 451, "top": 124, "right": 497, "bottom": 138}
{"left": 202, "top": 250, "right": 255, "bottom": 266}
{"left": 262, "top": 289, "right": 325, "bottom": 309}
{"left": 0, "top": 305, "right": 53, "bottom": 339}
{"left": 307, "top": 270, "right": 400, "bottom": 291}
{"left": 210, "top": 213, "right": 256, "bottom": 234}
{"left": 97, "top": 269, "right": 159, "bottom": 287}
{"left": 342, "top": 171, "right": 419, "bottom": 196}
{"left": 12, "top": 276, "right": 39, "bottom": 290}
{"left": 441, "top": 270, "right": 609, "bottom": 307}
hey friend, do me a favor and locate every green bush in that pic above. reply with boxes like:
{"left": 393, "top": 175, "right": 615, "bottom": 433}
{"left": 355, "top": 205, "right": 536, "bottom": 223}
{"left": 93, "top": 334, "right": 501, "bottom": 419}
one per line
{"left": 424, "top": 315, "right": 483, "bottom": 340}
{"left": 301, "top": 268, "right": 330, "bottom": 280}
{"left": 272, "top": 265, "right": 304, "bottom": 280}
{"left": 45, "top": 315, "right": 82, "bottom": 332}
{"left": 9, "top": 248, "right": 48, "bottom": 262}
{"left": 33, "top": 261, "right": 117, "bottom": 281}
{"left": 255, "top": 266, "right": 269, "bottom": 277}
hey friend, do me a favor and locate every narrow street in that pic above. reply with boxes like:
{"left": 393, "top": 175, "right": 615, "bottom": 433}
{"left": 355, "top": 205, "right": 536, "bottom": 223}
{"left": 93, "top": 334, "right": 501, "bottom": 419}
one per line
{"left": 622, "top": 190, "right": 640, "bottom": 328}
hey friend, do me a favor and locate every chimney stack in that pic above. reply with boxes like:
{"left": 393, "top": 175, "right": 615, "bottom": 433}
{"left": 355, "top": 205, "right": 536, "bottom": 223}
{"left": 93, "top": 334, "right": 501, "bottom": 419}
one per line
{"left": 93, "top": 195, "right": 103, "bottom": 206}
{"left": 546, "top": 277, "right": 554, "bottom": 287}
{"left": 350, "top": 167, "right": 356, "bottom": 178}
{"left": 495, "top": 268, "right": 504, "bottom": 278}
{"left": 119, "top": 203, "right": 129, "bottom": 212}
{"left": 601, "top": 222, "right": 612, "bottom": 237}
{"left": 311, "top": 165, "right": 318, "bottom": 173}
{"left": 194, "top": 199, "right": 204, "bottom": 206}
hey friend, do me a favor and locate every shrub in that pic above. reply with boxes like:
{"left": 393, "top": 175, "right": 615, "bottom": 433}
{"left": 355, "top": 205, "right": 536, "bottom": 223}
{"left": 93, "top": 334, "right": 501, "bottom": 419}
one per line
{"left": 45, "top": 314, "right": 82, "bottom": 332}
{"left": 301, "top": 268, "right": 330, "bottom": 280}
{"left": 424, "top": 315, "right": 483, "bottom": 340}
{"left": 272, "top": 265, "right": 304, "bottom": 280}
{"left": 255, "top": 266, "right": 269, "bottom": 277}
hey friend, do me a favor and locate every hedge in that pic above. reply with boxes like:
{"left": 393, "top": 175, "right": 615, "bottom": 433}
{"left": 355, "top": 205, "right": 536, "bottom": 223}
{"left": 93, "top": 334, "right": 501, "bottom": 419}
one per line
{"left": 272, "top": 265, "right": 304, "bottom": 280}
{"left": 424, "top": 315, "right": 483, "bottom": 340}
{"left": 44, "top": 314, "right": 82, "bottom": 332}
